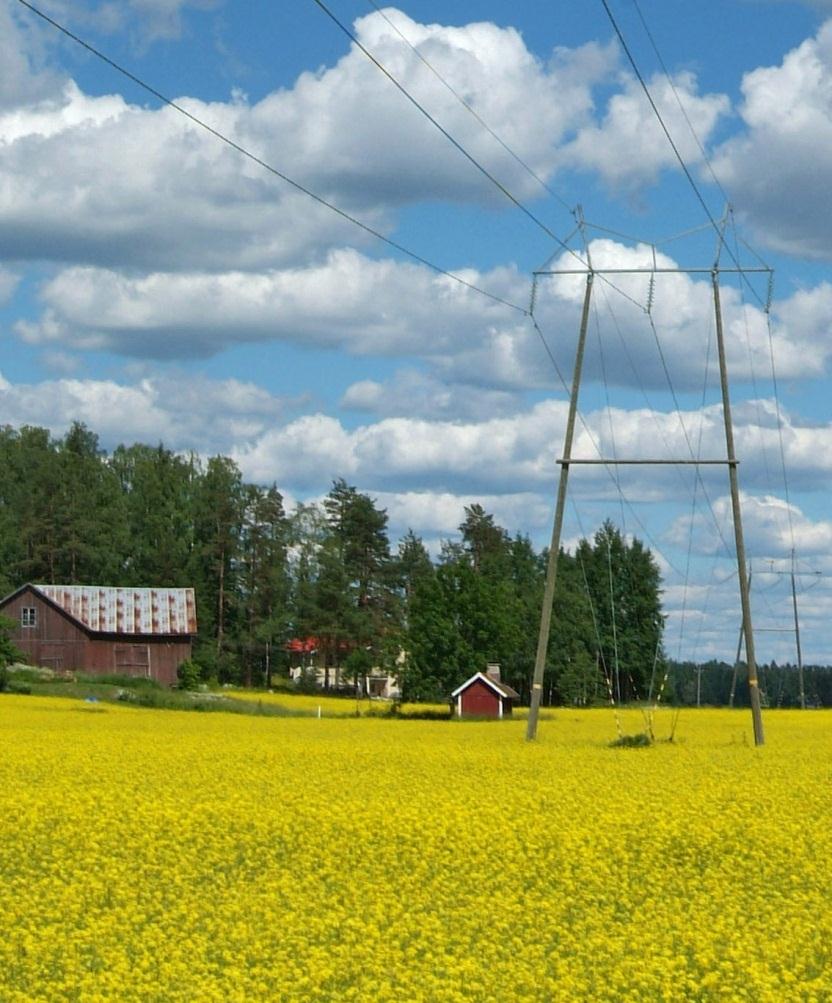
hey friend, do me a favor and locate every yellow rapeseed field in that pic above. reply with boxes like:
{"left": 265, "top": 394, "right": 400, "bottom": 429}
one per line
{"left": 1, "top": 696, "right": 830, "bottom": 1002}
{"left": 226, "top": 689, "right": 449, "bottom": 718}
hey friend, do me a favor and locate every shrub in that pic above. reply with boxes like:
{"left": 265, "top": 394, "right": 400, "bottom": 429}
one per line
{"left": 0, "top": 615, "right": 24, "bottom": 670}
{"left": 0, "top": 667, "right": 32, "bottom": 696}
{"left": 293, "top": 666, "right": 320, "bottom": 694}
{"left": 177, "top": 659, "right": 201, "bottom": 691}
{"left": 77, "top": 673, "right": 161, "bottom": 690}
{"left": 609, "top": 732, "right": 653, "bottom": 748}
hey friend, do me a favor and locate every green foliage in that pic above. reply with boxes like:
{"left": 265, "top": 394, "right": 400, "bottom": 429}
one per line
{"left": 190, "top": 455, "right": 245, "bottom": 662}
{"left": 293, "top": 666, "right": 321, "bottom": 695}
{"left": 556, "top": 648, "right": 599, "bottom": 706}
{"left": 401, "top": 512, "right": 540, "bottom": 701}
{"left": 343, "top": 647, "right": 374, "bottom": 688}
{"left": 609, "top": 732, "right": 653, "bottom": 748}
{"left": 239, "top": 483, "right": 290, "bottom": 686}
{"left": 190, "top": 642, "right": 241, "bottom": 686}
{"left": 0, "top": 615, "right": 24, "bottom": 670}
{"left": 402, "top": 509, "right": 665, "bottom": 706}
{"left": 111, "top": 442, "right": 196, "bottom": 586}
{"left": 0, "top": 422, "right": 668, "bottom": 707}
{"left": 176, "top": 659, "right": 202, "bottom": 691}
{"left": 77, "top": 673, "right": 161, "bottom": 690}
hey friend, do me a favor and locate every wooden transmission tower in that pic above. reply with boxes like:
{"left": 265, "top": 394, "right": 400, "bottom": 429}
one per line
{"left": 525, "top": 237, "right": 769, "bottom": 747}
{"left": 730, "top": 554, "right": 822, "bottom": 710}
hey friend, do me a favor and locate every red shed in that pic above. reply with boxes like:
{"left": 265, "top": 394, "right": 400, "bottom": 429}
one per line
{"left": 0, "top": 583, "right": 197, "bottom": 686}
{"left": 451, "top": 667, "right": 520, "bottom": 718}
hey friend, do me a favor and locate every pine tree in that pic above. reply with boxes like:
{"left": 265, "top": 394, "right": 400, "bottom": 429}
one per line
{"left": 577, "top": 521, "right": 664, "bottom": 702}
{"left": 11, "top": 426, "right": 63, "bottom": 584}
{"left": 320, "top": 479, "right": 394, "bottom": 678}
{"left": 111, "top": 442, "right": 196, "bottom": 586}
{"left": 403, "top": 566, "right": 467, "bottom": 701}
{"left": 56, "top": 423, "right": 125, "bottom": 583}
{"left": 190, "top": 455, "right": 244, "bottom": 680}
{"left": 239, "top": 484, "right": 290, "bottom": 687}
{"left": 459, "top": 503, "right": 509, "bottom": 574}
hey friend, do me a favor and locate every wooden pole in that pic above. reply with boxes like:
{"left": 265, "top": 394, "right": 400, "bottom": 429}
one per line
{"left": 526, "top": 272, "right": 594, "bottom": 741}
{"left": 729, "top": 569, "right": 751, "bottom": 709}
{"left": 791, "top": 553, "right": 806, "bottom": 709}
{"left": 712, "top": 272, "right": 764, "bottom": 745}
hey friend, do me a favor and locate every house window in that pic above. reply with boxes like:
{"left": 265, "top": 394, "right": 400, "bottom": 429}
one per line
{"left": 21, "top": 607, "right": 37, "bottom": 628}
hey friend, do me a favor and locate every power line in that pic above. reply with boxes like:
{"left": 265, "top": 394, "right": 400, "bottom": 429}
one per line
{"left": 627, "top": 0, "right": 793, "bottom": 546}
{"left": 600, "top": 0, "right": 719, "bottom": 234}
{"left": 342, "top": 9, "right": 684, "bottom": 326}
{"left": 528, "top": 310, "right": 687, "bottom": 578}
{"left": 596, "top": 278, "right": 693, "bottom": 501}
{"left": 537, "top": 225, "right": 739, "bottom": 568}
{"left": 630, "top": 0, "right": 730, "bottom": 205}
{"left": 15, "top": 0, "right": 527, "bottom": 317}
{"left": 612, "top": 2, "right": 798, "bottom": 669}
{"left": 681, "top": 317, "right": 725, "bottom": 664}
{"left": 727, "top": 214, "right": 785, "bottom": 551}
{"left": 762, "top": 287, "right": 798, "bottom": 560}
{"left": 593, "top": 272, "right": 711, "bottom": 660}
{"left": 311, "top": 0, "right": 586, "bottom": 266}
{"left": 644, "top": 306, "right": 734, "bottom": 558}
{"left": 363, "top": 0, "right": 576, "bottom": 215}
{"left": 599, "top": 0, "right": 765, "bottom": 309}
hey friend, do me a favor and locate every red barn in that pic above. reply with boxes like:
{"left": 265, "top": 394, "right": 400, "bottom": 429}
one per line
{"left": 451, "top": 666, "right": 520, "bottom": 718}
{"left": 0, "top": 584, "right": 197, "bottom": 686}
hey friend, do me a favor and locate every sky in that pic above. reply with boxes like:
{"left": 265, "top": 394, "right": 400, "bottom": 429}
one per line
{"left": 3, "top": 0, "right": 832, "bottom": 668}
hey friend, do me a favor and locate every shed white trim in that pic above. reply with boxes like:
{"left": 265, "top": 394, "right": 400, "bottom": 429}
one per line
{"left": 450, "top": 672, "right": 506, "bottom": 699}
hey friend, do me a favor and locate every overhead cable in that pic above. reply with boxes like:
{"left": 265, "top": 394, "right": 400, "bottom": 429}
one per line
{"left": 643, "top": 308, "right": 733, "bottom": 558}
{"left": 339, "top": 7, "right": 663, "bottom": 319}
{"left": 728, "top": 214, "right": 777, "bottom": 508}
{"left": 630, "top": 0, "right": 730, "bottom": 205}
{"left": 364, "top": 0, "right": 576, "bottom": 214}
{"left": 529, "top": 311, "right": 687, "bottom": 577}
{"left": 600, "top": 0, "right": 720, "bottom": 234}
{"left": 15, "top": 0, "right": 527, "bottom": 316}
{"left": 599, "top": 0, "right": 765, "bottom": 309}
{"left": 311, "top": 0, "right": 587, "bottom": 266}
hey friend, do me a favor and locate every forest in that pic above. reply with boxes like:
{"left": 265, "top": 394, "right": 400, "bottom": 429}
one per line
{"left": 0, "top": 420, "right": 668, "bottom": 703}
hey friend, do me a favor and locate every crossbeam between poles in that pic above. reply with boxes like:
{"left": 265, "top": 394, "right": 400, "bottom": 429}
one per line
{"left": 525, "top": 262, "right": 766, "bottom": 746}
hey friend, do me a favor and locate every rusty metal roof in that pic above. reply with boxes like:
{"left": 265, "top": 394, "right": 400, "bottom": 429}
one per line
{"left": 33, "top": 585, "right": 197, "bottom": 636}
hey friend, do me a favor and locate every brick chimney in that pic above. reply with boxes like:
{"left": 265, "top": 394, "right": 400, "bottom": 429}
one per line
{"left": 486, "top": 663, "right": 501, "bottom": 682}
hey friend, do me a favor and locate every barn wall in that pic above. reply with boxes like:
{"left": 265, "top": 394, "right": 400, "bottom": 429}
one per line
{"left": 149, "top": 641, "right": 192, "bottom": 686}
{"left": 1, "top": 588, "right": 88, "bottom": 671}
{"left": 82, "top": 637, "right": 191, "bottom": 686}
{"left": 460, "top": 679, "right": 500, "bottom": 718}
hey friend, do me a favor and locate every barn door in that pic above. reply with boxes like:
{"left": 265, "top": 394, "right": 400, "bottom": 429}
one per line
{"left": 114, "top": 644, "right": 151, "bottom": 678}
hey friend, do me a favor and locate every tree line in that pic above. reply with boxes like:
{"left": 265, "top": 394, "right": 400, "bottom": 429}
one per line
{"left": 0, "top": 422, "right": 666, "bottom": 701}
{"left": 666, "top": 660, "right": 832, "bottom": 709}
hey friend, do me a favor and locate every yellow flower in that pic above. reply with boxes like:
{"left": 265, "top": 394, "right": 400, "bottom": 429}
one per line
{"left": 0, "top": 697, "right": 829, "bottom": 1000}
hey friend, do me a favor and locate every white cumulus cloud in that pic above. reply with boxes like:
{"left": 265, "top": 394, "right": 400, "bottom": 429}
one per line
{"left": 16, "top": 240, "right": 832, "bottom": 390}
{"left": 564, "top": 69, "right": 729, "bottom": 189}
{"left": 712, "top": 20, "right": 832, "bottom": 258}
{"left": 0, "top": 10, "right": 620, "bottom": 272}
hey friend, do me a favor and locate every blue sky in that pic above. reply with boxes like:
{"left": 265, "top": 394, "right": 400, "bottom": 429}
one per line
{"left": 3, "top": 0, "right": 832, "bottom": 665}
